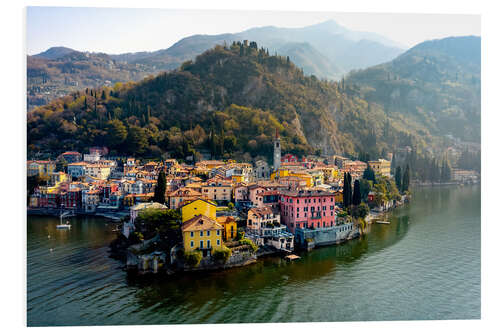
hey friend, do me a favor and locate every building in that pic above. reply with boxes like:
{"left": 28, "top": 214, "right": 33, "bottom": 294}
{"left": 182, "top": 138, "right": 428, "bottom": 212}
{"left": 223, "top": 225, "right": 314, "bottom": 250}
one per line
{"left": 181, "top": 199, "right": 217, "bottom": 223}
{"left": 50, "top": 171, "right": 69, "bottom": 186}
{"left": 67, "top": 162, "right": 87, "bottom": 179}
{"left": 452, "top": 169, "right": 480, "bottom": 183}
{"left": 273, "top": 128, "right": 281, "bottom": 171}
{"left": 82, "top": 189, "right": 101, "bottom": 212}
{"left": 253, "top": 160, "right": 270, "bottom": 180}
{"left": 201, "top": 181, "right": 232, "bottom": 204}
{"left": 60, "top": 151, "right": 82, "bottom": 163}
{"left": 216, "top": 216, "right": 238, "bottom": 241}
{"left": 85, "top": 164, "right": 111, "bottom": 180}
{"left": 168, "top": 188, "right": 206, "bottom": 209}
{"left": 368, "top": 159, "right": 391, "bottom": 177}
{"left": 181, "top": 215, "right": 224, "bottom": 257}
{"left": 27, "top": 160, "right": 56, "bottom": 177}
{"left": 280, "top": 189, "right": 336, "bottom": 234}
{"left": 246, "top": 207, "right": 294, "bottom": 251}
{"left": 84, "top": 153, "right": 101, "bottom": 163}
{"left": 247, "top": 207, "right": 280, "bottom": 233}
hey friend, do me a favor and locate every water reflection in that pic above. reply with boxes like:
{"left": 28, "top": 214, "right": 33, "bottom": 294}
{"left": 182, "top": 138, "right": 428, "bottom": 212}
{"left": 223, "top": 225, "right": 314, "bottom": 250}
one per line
{"left": 27, "top": 185, "right": 480, "bottom": 325}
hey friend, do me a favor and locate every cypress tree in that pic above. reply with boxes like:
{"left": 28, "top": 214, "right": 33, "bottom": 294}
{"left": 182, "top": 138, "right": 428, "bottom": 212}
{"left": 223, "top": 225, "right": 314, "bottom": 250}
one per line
{"left": 153, "top": 170, "right": 167, "bottom": 204}
{"left": 353, "top": 179, "right": 361, "bottom": 206}
{"left": 343, "top": 173, "right": 348, "bottom": 206}
{"left": 402, "top": 164, "right": 410, "bottom": 192}
{"left": 395, "top": 166, "right": 402, "bottom": 192}
{"left": 347, "top": 173, "right": 352, "bottom": 207}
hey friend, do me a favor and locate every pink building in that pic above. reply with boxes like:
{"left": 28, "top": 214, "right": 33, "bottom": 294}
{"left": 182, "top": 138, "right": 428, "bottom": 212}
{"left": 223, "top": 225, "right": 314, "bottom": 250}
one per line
{"left": 280, "top": 189, "right": 336, "bottom": 234}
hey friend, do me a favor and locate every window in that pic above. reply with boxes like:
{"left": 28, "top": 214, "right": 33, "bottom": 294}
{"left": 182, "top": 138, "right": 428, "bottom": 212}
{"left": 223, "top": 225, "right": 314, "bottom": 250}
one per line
{"left": 200, "top": 240, "right": 204, "bottom": 248}
{"left": 190, "top": 241, "right": 194, "bottom": 248}
{"left": 200, "top": 231, "right": 203, "bottom": 237}
{"left": 217, "top": 230, "right": 220, "bottom": 236}
{"left": 217, "top": 239, "right": 220, "bottom": 245}
{"left": 190, "top": 231, "right": 194, "bottom": 237}
{"left": 207, "top": 230, "right": 210, "bottom": 236}
{"left": 207, "top": 240, "right": 211, "bottom": 248}
{"left": 297, "top": 199, "right": 299, "bottom": 203}
{"left": 296, "top": 213, "right": 299, "bottom": 218}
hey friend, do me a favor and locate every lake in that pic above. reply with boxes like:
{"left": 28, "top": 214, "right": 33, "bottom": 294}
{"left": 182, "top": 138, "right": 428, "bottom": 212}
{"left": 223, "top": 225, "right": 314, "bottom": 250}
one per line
{"left": 27, "top": 185, "right": 481, "bottom": 326}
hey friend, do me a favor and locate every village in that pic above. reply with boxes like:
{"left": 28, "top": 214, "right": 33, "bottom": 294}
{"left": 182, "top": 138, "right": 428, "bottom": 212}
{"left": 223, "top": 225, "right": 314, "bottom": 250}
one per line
{"left": 27, "top": 132, "right": 478, "bottom": 274}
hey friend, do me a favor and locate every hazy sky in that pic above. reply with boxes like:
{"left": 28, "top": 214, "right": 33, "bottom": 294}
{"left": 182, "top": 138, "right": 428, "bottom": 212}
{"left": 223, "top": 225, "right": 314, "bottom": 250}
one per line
{"left": 26, "top": 7, "right": 481, "bottom": 55}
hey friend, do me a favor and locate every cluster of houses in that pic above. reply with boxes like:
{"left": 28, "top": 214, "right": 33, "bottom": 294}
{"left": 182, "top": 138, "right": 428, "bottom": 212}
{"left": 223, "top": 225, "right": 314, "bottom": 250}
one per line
{"left": 27, "top": 134, "right": 396, "bottom": 254}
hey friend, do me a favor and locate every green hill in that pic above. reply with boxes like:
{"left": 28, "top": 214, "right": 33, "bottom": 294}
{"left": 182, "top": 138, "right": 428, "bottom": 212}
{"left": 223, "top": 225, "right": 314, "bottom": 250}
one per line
{"left": 27, "top": 39, "right": 478, "bottom": 166}
{"left": 346, "top": 36, "right": 480, "bottom": 143}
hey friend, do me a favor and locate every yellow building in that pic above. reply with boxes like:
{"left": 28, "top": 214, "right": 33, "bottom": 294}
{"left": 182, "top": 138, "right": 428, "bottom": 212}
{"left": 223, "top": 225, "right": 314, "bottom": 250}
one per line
{"left": 182, "top": 215, "right": 223, "bottom": 257}
{"left": 334, "top": 190, "right": 343, "bottom": 204}
{"left": 181, "top": 199, "right": 217, "bottom": 223}
{"left": 216, "top": 216, "right": 238, "bottom": 241}
{"left": 368, "top": 159, "right": 391, "bottom": 177}
{"left": 27, "top": 160, "right": 56, "bottom": 178}
{"left": 271, "top": 168, "right": 314, "bottom": 187}
{"left": 50, "top": 171, "right": 69, "bottom": 186}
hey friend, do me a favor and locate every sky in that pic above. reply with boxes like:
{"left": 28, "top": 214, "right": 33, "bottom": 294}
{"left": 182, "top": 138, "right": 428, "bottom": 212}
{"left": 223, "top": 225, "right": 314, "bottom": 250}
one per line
{"left": 26, "top": 7, "right": 481, "bottom": 55}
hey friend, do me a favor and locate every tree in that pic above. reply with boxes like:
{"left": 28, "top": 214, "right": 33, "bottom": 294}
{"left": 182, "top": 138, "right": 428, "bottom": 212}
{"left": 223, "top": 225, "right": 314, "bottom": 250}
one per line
{"left": 153, "top": 170, "right": 166, "bottom": 204}
{"left": 352, "top": 202, "right": 369, "bottom": 219}
{"left": 343, "top": 172, "right": 352, "bottom": 208}
{"left": 352, "top": 179, "right": 361, "bottom": 206}
{"left": 402, "top": 164, "right": 410, "bottom": 192}
{"left": 363, "top": 166, "right": 376, "bottom": 182}
{"left": 440, "top": 159, "right": 452, "bottom": 183}
{"left": 126, "top": 126, "right": 148, "bottom": 155}
{"left": 105, "top": 119, "right": 127, "bottom": 148}
{"left": 395, "top": 166, "right": 402, "bottom": 192}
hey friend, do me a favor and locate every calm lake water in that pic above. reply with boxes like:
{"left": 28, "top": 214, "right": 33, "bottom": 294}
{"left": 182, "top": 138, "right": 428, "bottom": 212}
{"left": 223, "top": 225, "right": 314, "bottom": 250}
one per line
{"left": 27, "top": 185, "right": 481, "bottom": 326}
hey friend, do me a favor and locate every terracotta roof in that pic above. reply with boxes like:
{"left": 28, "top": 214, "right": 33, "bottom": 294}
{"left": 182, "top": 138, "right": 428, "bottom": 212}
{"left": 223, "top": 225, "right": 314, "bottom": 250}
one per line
{"left": 182, "top": 215, "right": 223, "bottom": 232}
{"left": 216, "top": 216, "right": 236, "bottom": 224}
{"left": 248, "top": 206, "right": 274, "bottom": 217}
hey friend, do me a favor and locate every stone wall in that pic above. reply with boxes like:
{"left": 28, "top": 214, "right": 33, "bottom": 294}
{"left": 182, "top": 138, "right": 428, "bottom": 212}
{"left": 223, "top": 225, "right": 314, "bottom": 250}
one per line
{"left": 295, "top": 223, "right": 358, "bottom": 248}
{"left": 184, "top": 251, "right": 257, "bottom": 271}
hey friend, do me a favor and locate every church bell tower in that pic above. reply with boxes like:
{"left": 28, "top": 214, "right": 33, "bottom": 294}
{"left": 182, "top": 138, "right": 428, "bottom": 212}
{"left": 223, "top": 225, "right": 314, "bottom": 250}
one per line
{"left": 273, "top": 128, "right": 281, "bottom": 171}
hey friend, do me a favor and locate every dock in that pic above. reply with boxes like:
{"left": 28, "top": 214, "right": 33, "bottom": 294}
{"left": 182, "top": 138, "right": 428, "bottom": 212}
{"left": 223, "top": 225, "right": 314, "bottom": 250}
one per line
{"left": 285, "top": 254, "right": 300, "bottom": 262}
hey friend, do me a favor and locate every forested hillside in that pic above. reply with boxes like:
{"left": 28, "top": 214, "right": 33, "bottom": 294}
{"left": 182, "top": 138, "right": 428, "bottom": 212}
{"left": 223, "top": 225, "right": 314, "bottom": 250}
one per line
{"left": 347, "top": 36, "right": 480, "bottom": 143}
{"left": 28, "top": 41, "right": 425, "bottom": 162}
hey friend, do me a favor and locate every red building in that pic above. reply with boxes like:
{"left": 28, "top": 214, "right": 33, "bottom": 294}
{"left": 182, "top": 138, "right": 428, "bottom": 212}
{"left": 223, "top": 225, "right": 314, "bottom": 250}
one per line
{"left": 60, "top": 189, "right": 82, "bottom": 209}
{"left": 280, "top": 189, "right": 336, "bottom": 234}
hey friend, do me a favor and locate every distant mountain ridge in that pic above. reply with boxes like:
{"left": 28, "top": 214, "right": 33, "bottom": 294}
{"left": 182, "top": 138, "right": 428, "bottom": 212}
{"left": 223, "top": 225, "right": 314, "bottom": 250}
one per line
{"left": 28, "top": 36, "right": 480, "bottom": 166}
{"left": 347, "top": 35, "right": 481, "bottom": 143}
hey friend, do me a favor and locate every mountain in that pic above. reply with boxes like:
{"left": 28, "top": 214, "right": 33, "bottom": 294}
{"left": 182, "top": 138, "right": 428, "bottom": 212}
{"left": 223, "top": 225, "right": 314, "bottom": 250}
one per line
{"left": 28, "top": 41, "right": 451, "bottom": 164}
{"left": 27, "top": 20, "right": 405, "bottom": 110}
{"left": 27, "top": 49, "right": 157, "bottom": 110}
{"left": 346, "top": 36, "right": 481, "bottom": 143}
{"left": 33, "top": 46, "right": 76, "bottom": 59}
{"left": 142, "top": 20, "right": 404, "bottom": 77}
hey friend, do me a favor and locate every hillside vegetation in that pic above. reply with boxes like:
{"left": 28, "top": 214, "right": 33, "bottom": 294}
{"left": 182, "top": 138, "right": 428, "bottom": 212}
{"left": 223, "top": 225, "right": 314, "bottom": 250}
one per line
{"left": 28, "top": 41, "right": 424, "bottom": 162}
{"left": 347, "top": 36, "right": 480, "bottom": 143}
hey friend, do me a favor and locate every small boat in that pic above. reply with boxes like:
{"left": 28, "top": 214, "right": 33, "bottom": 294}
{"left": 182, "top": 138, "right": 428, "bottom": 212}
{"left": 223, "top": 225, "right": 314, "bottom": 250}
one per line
{"left": 56, "top": 222, "right": 71, "bottom": 229}
{"left": 56, "top": 213, "right": 72, "bottom": 229}
{"left": 375, "top": 220, "right": 390, "bottom": 225}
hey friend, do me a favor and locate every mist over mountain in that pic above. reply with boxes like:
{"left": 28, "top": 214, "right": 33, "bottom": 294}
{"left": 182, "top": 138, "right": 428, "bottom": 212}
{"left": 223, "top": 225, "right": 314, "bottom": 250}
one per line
{"left": 347, "top": 36, "right": 480, "bottom": 143}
